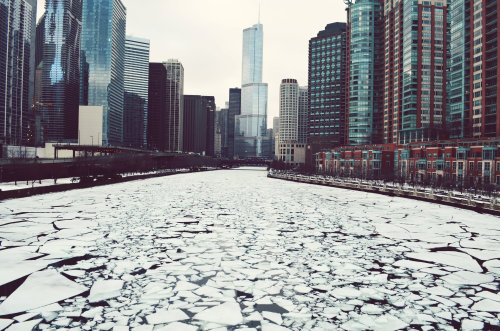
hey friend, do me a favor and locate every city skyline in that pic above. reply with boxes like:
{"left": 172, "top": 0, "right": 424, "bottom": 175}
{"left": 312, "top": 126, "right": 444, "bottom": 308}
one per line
{"left": 36, "top": 0, "right": 347, "bottom": 124}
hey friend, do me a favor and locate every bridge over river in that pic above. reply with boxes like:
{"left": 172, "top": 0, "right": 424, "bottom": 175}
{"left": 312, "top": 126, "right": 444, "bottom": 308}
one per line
{"left": 0, "top": 168, "right": 498, "bottom": 330}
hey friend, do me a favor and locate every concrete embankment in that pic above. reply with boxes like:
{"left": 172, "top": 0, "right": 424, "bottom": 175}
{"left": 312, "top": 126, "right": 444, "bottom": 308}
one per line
{"left": 268, "top": 172, "right": 500, "bottom": 216}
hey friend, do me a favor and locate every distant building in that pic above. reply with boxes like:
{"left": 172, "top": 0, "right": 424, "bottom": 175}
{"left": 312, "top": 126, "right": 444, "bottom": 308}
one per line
{"left": 273, "top": 116, "right": 279, "bottom": 159}
{"left": 79, "top": 106, "right": 103, "bottom": 146}
{"left": 346, "top": 1, "right": 384, "bottom": 145}
{"left": 0, "top": 0, "right": 37, "bottom": 145}
{"left": 147, "top": 63, "right": 168, "bottom": 151}
{"left": 279, "top": 79, "right": 299, "bottom": 144}
{"left": 217, "top": 107, "right": 228, "bottom": 157}
{"left": 277, "top": 79, "right": 306, "bottom": 165}
{"left": 80, "top": 0, "right": 127, "bottom": 146}
{"left": 227, "top": 88, "right": 241, "bottom": 159}
{"left": 41, "top": 0, "right": 82, "bottom": 143}
{"left": 34, "top": 14, "right": 45, "bottom": 105}
{"left": 235, "top": 23, "right": 270, "bottom": 158}
{"left": 205, "top": 96, "right": 216, "bottom": 156}
{"left": 124, "top": 36, "right": 150, "bottom": 149}
{"left": 298, "top": 86, "right": 308, "bottom": 144}
{"left": 183, "top": 95, "right": 216, "bottom": 155}
{"left": 163, "top": 60, "right": 184, "bottom": 152}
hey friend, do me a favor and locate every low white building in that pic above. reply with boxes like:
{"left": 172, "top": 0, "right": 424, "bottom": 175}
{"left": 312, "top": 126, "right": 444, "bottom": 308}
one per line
{"left": 79, "top": 106, "right": 104, "bottom": 146}
{"left": 277, "top": 141, "right": 306, "bottom": 166}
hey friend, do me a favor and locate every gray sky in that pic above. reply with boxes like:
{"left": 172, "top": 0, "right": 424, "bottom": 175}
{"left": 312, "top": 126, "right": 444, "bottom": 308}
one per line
{"left": 37, "top": 0, "right": 347, "bottom": 125}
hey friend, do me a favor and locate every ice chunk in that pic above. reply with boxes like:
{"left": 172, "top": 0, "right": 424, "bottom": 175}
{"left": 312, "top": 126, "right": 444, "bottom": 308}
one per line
{"left": 0, "top": 247, "right": 42, "bottom": 263}
{"left": 0, "top": 270, "right": 87, "bottom": 316}
{"left": 145, "top": 309, "right": 189, "bottom": 324}
{"left": 155, "top": 322, "right": 197, "bottom": 331}
{"left": 294, "top": 285, "right": 311, "bottom": 294}
{"left": 421, "top": 286, "right": 454, "bottom": 297}
{"left": 0, "top": 260, "right": 49, "bottom": 287}
{"left": 372, "top": 315, "right": 408, "bottom": 331}
{"left": 442, "top": 271, "right": 494, "bottom": 285}
{"left": 461, "top": 319, "right": 484, "bottom": 331}
{"left": 88, "top": 280, "right": 124, "bottom": 303}
{"left": 471, "top": 299, "right": 500, "bottom": 312}
{"left": 483, "top": 260, "right": 500, "bottom": 274}
{"left": 311, "top": 265, "right": 330, "bottom": 273}
{"left": 477, "top": 291, "right": 500, "bottom": 302}
{"left": 361, "top": 304, "right": 384, "bottom": 315}
{"left": 193, "top": 302, "right": 243, "bottom": 325}
{"left": 406, "top": 252, "right": 482, "bottom": 272}
{"left": 262, "top": 311, "right": 282, "bottom": 325}
{"left": 261, "top": 323, "right": 290, "bottom": 331}
{"left": 393, "top": 260, "right": 434, "bottom": 270}
{"left": 5, "top": 318, "right": 42, "bottom": 331}
{"left": 331, "top": 287, "right": 360, "bottom": 299}
{"left": 0, "top": 319, "right": 13, "bottom": 330}
{"left": 173, "top": 281, "right": 199, "bottom": 292}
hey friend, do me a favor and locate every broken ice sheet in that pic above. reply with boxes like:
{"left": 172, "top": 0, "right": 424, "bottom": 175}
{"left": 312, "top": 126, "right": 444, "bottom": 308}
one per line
{"left": 145, "top": 309, "right": 189, "bottom": 324}
{"left": 4, "top": 318, "right": 42, "bottom": 331}
{"left": 0, "top": 270, "right": 87, "bottom": 316}
{"left": 441, "top": 271, "right": 495, "bottom": 285}
{"left": 193, "top": 302, "right": 243, "bottom": 326}
{"left": 88, "top": 279, "right": 124, "bottom": 303}
{"left": 0, "top": 260, "right": 49, "bottom": 287}
{"left": 406, "top": 251, "right": 483, "bottom": 272}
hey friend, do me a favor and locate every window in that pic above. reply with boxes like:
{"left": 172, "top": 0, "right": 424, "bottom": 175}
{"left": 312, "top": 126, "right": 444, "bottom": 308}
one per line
{"left": 469, "top": 162, "right": 474, "bottom": 171}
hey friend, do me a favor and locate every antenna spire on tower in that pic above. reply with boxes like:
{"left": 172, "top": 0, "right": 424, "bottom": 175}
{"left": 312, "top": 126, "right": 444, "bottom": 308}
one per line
{"left": 258, "top": 0, "right": 261, "bottom": 23}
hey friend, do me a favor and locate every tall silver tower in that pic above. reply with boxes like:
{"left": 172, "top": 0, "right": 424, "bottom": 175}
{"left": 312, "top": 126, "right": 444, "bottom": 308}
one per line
{"left": 235, "top": 23, "right": 270, "bottom": 159}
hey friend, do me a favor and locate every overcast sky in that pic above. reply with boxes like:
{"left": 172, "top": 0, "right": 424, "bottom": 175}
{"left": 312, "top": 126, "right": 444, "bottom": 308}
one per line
{"left": 37, "top": 0, "right": 347, "bottom": 125}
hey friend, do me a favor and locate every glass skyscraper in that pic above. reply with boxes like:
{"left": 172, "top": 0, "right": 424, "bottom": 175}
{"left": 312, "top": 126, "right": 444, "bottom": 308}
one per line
{"left": 0, "top": 0, "right": 37, "bottom": 146}
{"left": 41, "top": 0, "right": 82, "bottom": 142}
{"left": 124, "top": 36, "right": 150, "bottom": 149}
{"left": 346, "top": 0, "right": 384, "bottom": 146}
{"left": 235, "top": 23, "right": 270, "bottom": 158}
{"left": 163, "top": 60, "right": 184, "bottom": 152}
{"left": 80, "top": 0, "right": 126, "bottom": 146}
{"left": 227, "top": 87, "right": 241, "bottom": 159}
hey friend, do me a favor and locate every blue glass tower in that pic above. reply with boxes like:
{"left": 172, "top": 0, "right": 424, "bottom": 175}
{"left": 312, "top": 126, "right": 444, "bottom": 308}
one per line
{"left": 124, "top": 36, "right": 149, "bottom": 149}
{"left": 41, "top": 0, "right": 82, "bottom": 142}
{"left": 235, "top": 23, "right": 270, "bottom": 159}
{"left": 80, "top": 0, "right": 126, "bottom": 146}
{"left": 346, "top": 0, "right": 384, "bottom": 146}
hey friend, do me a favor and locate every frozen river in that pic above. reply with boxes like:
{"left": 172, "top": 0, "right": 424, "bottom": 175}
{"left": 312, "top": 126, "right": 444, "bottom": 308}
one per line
{"left": 0, "top": 168, "right": 499, "bottom": 330}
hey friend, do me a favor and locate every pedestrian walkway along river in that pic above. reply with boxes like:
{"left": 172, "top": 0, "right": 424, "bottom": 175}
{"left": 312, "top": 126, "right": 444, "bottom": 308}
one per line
{"left": 0, "top": 168, "right": 499, "bottom": 330}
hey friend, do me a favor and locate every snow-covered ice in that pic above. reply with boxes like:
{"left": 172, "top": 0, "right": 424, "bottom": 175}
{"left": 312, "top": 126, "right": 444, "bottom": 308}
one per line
{"left": 0, "top": 270, "right": 87, "bottom": 316}
{"left": 0, "top": 168, "right": 498, "bottom": 329}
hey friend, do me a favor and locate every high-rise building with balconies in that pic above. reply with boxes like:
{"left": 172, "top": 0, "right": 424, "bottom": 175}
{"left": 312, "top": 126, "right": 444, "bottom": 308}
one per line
{"left": 448, "top": 0, "right": 500, "bottom": 139}
{"left": 383, "top": 0, "right": 448, "bottom": 144}
{"left": 346, "top": 0, "right": 384, "bottom": 146}
{"left": 308, "top": 23, "right": 347, "bottom": 149}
